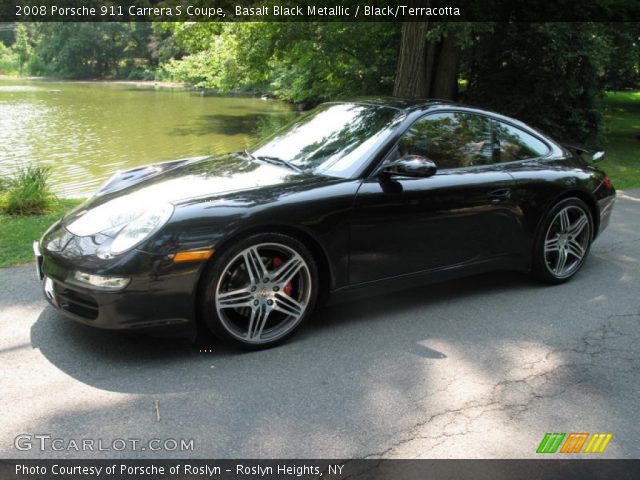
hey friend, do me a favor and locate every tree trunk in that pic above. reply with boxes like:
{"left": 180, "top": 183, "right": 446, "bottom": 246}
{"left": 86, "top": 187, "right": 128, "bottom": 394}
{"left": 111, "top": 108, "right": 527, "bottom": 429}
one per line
{"left": 393, "top": 22, "right": 430, "bottom": 97}
{"left": 430, "top": 33, "right": 460, "bottom": 100}
{"left": 393, "top": 22, "right": 460, "bottom": 101}
{"left": 423, "top": 40, "right": 438, "bottom": 97}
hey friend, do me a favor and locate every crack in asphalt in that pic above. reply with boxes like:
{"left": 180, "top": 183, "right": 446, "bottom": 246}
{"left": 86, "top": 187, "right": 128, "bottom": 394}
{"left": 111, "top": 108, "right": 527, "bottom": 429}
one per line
{"left": 364, "top": 309, "right": 640, "bottom": 458}
{"left": 362, "top": 201, "right": 640, "bottom": 459}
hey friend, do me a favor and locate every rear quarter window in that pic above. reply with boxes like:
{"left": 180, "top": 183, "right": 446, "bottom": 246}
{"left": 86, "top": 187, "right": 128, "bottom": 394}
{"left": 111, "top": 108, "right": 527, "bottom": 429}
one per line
{"left": 493, "top": 121, "right": 549, "bottom": 161}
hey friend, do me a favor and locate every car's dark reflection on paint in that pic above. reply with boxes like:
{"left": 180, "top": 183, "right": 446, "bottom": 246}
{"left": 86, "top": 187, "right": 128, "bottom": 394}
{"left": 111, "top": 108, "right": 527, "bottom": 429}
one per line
{"left": 36, "top": 99, "right": 616, "bottom": 349}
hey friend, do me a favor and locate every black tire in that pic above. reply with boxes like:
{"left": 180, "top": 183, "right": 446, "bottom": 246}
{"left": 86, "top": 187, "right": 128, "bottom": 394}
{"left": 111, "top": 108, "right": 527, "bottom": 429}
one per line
{"left": 532, "top": 197, "right": 594, "bottom": 284}
{"left": 199, "top": 233, "right": 319, "bottom": 349}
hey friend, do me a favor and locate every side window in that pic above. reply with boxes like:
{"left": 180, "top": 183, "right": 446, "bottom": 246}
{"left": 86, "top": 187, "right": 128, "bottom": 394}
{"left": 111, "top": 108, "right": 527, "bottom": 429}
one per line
{"left": 493, "top": 121, "right": 548, "bottom": 161}
{"left": 394, "top": 112, "right": 496, "bottom": 169}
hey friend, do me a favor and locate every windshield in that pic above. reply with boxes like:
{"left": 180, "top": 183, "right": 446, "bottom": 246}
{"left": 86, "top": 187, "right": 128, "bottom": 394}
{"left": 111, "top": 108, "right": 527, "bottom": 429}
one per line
{"left": 251, "top": 103, "right": 404, "bottom": 178}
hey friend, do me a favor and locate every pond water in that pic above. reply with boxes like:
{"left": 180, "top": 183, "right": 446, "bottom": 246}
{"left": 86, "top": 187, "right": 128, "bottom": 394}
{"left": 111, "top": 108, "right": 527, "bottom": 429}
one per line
{"left": 0, "top": 79, "right": 294, "bottom": 197}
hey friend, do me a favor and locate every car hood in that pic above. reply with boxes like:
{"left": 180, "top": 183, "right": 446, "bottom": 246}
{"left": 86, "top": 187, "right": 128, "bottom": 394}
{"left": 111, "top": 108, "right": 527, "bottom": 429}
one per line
{"left": 95, "top": 153, "right": 309, "bottom": 203}
{"left": 61, "top": 153, "right": 319, "bottom": 222}
{"left": 55, "top": 154, "right": 330, "bottom": 240}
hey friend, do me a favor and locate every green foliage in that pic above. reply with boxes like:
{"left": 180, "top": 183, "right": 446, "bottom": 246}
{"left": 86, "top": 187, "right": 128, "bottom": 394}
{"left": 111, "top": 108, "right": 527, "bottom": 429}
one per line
{"left": 463, "top": 23, "right": 612, "bottom": 142}
{"left": 0, "top": 198, "right": 83, "bottom": 267}
{"left": 602, "top": 23, "right": 640, "bottom": 90}
{"left": 163, "top": 23, "right": 400, "bottom": 103}
{"left": 159, "top": 22, "right": 223, "bottom": 53}
{"left": 12, "top": 24, "right": 34, "bottom": 74}
{"left": 0, "top": 41, "right": 19, "bottom": 74}
{"left": 28, "top": 23, "right": 132, "bottom": 78}
{"left": 1, "top": 163, "right": 56, "bottom": 216}
{"left": 148, "top": 23, "right": 183, "bottom": 66}
{"left": 163, "top": 49, "right": 220, "bottom": 88}
{"left": 11, "top": 22, "right": 159, "bottom": 79}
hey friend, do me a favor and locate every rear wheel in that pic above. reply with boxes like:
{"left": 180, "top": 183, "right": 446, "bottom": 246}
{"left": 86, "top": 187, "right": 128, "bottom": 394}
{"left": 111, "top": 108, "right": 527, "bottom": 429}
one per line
{"left": 200, "top": 233, "right": 319, "bottom": 349}
{"left": 532, "top": 198, "right": 593, "bottom": 284}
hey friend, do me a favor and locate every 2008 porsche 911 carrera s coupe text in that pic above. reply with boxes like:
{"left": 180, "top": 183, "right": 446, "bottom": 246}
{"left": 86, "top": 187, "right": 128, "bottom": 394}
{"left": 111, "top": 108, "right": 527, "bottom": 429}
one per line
{"left": 35, "top": 99, "right": 616, "bottom": 349}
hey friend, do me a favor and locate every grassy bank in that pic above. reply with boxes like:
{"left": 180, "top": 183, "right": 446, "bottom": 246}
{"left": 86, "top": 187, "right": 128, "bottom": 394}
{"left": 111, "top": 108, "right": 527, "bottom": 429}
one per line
{"left": 0, "top": 198, "right": 82, "bottom": 268}
{"left": 602, "top": 91, "right": 640, "bottom": 190}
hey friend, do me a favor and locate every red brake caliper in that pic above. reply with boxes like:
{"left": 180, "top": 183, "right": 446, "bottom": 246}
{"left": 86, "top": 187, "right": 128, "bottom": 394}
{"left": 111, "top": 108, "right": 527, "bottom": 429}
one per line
{"left": 272, "top": 257, "right": 293, "bottom": 295}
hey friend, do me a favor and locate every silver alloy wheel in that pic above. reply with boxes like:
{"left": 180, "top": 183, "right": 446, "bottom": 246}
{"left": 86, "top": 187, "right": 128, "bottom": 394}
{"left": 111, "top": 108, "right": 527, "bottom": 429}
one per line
{"left": 215, "top": 243, "right": 312, "bottom": 344}
{"left": 543, "top": 205, "right": 591, "bottom": 278}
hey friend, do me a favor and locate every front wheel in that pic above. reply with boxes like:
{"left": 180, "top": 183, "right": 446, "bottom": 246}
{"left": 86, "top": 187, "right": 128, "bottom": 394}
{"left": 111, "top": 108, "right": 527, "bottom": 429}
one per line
{"left": 200, "top": 233, "right": 319, "bottom": 349}
{"left": 532, "top": 197, "right": 593, "bottom": 284}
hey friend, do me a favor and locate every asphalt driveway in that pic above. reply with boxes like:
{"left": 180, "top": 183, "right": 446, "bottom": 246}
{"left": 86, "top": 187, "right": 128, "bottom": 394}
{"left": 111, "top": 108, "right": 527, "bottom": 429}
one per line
{"left": 1, "top": 191, "right": 639, "bottom": 459}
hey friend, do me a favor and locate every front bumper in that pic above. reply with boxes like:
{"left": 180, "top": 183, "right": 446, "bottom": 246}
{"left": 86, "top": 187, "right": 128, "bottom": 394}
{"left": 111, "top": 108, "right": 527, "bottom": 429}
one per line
{"left": 37, "top": 244, "right": 202, "bottom": 338}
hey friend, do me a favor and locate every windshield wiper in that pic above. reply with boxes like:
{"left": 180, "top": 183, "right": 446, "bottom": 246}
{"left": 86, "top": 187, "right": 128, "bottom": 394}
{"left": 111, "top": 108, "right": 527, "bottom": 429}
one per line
{"left": 254, "top": 155, "right": 302, "bottom": 173}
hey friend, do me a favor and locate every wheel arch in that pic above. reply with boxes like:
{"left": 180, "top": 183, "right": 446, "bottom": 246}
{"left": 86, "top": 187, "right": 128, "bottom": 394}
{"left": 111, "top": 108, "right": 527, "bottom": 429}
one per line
{"left": 194, "top": 224, "right": 334, "bottom": 325}
{"left": 553, "top": 190, "right": 600, "bottom": 237}
{"left": 535, "top": 189, "right": 600, "bottom": 243}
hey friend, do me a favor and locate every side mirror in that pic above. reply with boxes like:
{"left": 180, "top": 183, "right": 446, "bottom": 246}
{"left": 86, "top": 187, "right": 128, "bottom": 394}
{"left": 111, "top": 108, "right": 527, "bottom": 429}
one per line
{"left": 592, "top": 151, "right": 605, "bottom": 163}
{"left": 382, "top": 156, "right": 437, "bottom": 178}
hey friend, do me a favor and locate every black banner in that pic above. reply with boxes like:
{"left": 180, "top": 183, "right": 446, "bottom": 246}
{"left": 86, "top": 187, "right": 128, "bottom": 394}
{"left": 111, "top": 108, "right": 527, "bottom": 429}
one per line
{"left": 2, "top": 459, "right": 640, "bottom": 480}
{"left": 2, "top": 0, "right": 640, "bottom": 22}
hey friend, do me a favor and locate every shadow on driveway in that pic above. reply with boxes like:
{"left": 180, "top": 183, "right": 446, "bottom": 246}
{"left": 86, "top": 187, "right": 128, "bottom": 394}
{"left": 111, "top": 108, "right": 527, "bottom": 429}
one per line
{"left": 29, "top": 271, "right": 545, "bottom": 396}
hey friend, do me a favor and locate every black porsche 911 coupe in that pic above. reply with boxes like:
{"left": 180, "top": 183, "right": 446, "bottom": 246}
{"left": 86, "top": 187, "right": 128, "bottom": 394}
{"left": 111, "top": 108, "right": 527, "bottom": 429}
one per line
{"left": 35, "top": 99, "right": 616, "bottom": 348}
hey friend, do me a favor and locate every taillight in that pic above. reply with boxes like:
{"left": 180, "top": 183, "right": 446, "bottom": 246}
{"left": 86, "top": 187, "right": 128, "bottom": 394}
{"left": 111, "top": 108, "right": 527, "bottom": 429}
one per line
{"left": 602, "top": 176, "right": 613, "bottom": 189}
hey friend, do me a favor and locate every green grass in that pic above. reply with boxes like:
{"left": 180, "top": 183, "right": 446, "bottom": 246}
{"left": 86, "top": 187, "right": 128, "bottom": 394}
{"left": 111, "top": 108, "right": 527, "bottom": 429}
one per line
{"left": 602, "top": 91, "right": 640, "bottom": 190}
{"left": 0, "top": 198, "right": 83, "bottom": 268}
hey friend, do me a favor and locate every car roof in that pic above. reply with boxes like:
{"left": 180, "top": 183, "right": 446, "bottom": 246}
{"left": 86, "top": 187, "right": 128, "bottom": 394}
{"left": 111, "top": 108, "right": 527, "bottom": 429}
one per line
{"left": 328, "top": 97, "right": 525, "bottom": 121}
{"left": 327, "top": 97, "right": 454, "bottom": 111}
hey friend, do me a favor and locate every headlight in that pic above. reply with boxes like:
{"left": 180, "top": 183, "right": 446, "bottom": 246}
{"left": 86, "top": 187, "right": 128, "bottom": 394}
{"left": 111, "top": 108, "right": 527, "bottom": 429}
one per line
{"left": 66, "top": 196, "right": 147, "bottom": 237}
{"left": 106, "top": 204, "right": 174, "bottom": 256}
{"left": 66, "top": 198, "right": 174, "bottom": 258}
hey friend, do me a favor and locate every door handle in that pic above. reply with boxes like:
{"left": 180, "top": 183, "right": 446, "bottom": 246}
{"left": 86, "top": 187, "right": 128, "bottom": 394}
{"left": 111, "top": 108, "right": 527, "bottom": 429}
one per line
{"left": 488, "top": 188, "right": 512, "bottom": 203}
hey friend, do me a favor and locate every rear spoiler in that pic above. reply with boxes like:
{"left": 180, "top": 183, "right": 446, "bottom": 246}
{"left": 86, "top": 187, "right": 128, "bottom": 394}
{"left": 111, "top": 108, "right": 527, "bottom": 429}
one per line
{"left": 565, "top": 144, "right": 605, "bottom": 163}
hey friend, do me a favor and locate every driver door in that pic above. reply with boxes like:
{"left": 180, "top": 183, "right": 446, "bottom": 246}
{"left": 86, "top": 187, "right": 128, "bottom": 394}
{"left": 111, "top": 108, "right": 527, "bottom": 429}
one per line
{"left": 349, "top": 111, "right": 521, "bottom": 285}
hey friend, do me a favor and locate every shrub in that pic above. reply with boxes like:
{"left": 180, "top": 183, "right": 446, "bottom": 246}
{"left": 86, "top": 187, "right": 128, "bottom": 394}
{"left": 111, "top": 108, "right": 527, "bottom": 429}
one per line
{"left": 0, "top": 163, "right": 56, "bottom": 216}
